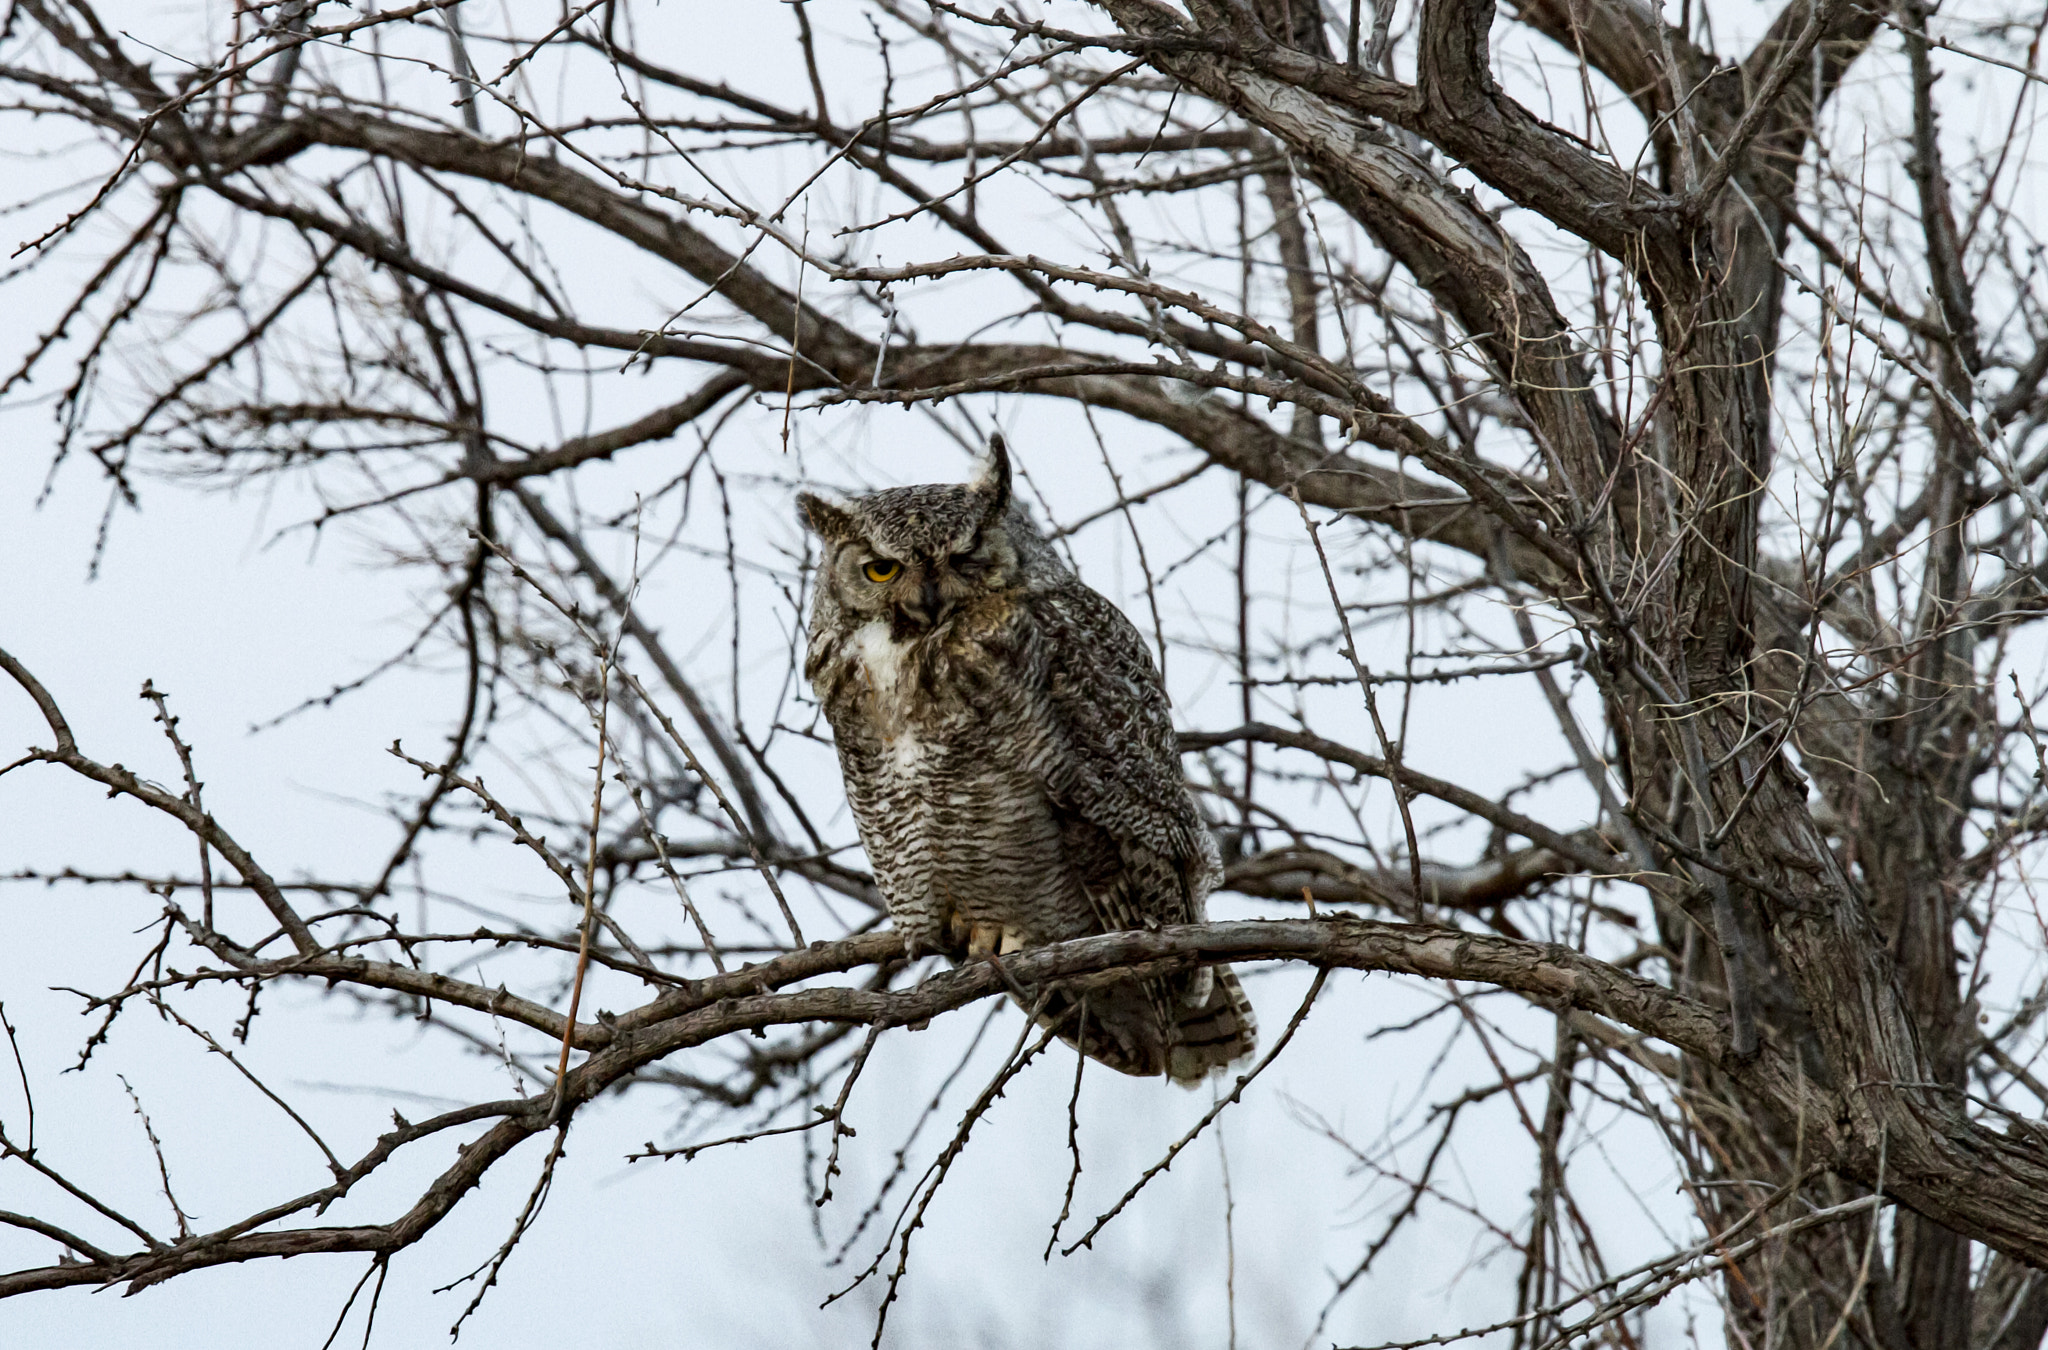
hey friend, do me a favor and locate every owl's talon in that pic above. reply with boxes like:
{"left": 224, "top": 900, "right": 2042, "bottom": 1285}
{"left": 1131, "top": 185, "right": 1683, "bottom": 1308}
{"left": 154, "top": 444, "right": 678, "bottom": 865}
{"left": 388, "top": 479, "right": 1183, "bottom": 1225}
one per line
{"left": 964, "top": 921, "right": 997, "bottom": 959}
{"left": 964, "top": 921, "right": 1030, "bottom": 959}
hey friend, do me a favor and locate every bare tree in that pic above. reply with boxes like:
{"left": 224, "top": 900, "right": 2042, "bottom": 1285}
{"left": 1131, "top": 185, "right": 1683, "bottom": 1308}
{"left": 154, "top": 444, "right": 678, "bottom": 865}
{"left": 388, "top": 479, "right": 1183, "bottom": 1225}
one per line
{"left": 5, "top": 0, "right": 2048, "bottom": 1344}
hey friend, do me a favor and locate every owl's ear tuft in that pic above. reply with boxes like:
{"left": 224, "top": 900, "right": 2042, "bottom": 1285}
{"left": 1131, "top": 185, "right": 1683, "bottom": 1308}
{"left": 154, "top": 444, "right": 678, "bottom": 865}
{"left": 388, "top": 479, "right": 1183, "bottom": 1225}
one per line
{"left": 797, "top": 492, "right": 858, "bottom": 543}
{"left": 970, "top": 432, "right": 1012, "bottom": 525}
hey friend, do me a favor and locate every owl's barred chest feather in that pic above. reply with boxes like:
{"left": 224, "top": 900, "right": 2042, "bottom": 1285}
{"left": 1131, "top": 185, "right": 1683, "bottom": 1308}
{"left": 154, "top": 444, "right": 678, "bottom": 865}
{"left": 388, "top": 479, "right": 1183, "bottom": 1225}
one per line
{"left": 828, "top": 609, "right": 1093, "bottom": 946}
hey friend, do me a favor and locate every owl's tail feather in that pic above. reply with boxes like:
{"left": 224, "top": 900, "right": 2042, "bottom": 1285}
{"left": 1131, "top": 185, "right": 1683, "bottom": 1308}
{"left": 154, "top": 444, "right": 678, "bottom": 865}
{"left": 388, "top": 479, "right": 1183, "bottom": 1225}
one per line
{"left": 1164, "top": 965, "right": 1257, "bottom": 1087}
{"left": 1026, "top": 965, "right": 1256, "bottom": 1086}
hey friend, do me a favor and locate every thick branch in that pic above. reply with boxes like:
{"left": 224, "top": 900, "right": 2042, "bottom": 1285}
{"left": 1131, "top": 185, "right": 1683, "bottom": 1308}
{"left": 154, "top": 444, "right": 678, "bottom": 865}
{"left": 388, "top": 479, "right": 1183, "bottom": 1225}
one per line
{"left": 0, "top": 915, "right": 1806, "bottom": 1296}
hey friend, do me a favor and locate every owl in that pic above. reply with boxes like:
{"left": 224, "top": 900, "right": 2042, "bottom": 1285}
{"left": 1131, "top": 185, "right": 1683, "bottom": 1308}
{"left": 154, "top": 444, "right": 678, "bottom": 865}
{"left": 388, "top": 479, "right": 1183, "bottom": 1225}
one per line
{"left": 799, "top": 435, "right": 1256, "bottom": 1084}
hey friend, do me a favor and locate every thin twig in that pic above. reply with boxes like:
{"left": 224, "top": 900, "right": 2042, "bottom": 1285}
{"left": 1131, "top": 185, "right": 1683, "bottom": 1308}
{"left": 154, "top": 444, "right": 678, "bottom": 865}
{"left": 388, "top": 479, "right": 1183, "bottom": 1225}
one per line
{"left": 1063, "top": 968, "right": 1328, "bottom": 1254}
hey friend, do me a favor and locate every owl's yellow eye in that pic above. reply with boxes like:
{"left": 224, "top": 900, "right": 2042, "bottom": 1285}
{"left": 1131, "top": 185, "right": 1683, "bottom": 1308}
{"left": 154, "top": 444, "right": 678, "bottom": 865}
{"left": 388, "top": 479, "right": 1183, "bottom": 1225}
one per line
{"left": 862, "top": 559, "right": 902, "bottom": 583}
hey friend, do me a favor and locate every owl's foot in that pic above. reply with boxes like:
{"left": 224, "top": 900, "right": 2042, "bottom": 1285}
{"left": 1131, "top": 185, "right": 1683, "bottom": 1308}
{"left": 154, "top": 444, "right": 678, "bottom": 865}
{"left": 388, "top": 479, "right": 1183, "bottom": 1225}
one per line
{"left": 962, "top": 921, "right": 1030, "bottom": 959}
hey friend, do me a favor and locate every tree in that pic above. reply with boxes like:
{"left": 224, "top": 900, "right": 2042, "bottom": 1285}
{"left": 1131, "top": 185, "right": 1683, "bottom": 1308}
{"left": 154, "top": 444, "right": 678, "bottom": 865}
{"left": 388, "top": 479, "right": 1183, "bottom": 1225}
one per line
{"left": 3, "top": 0, "right": 2048, "bottom": 1344}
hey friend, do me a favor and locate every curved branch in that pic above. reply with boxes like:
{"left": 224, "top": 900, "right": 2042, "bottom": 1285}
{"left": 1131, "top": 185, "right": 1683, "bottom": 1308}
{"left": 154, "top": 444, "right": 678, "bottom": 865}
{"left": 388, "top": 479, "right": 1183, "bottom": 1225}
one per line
{"left": 0, "top": 915, "right": 1807, "bottom": 1297}
{"left": 1184, "top": 723, "right": 1626, "bottom": 875}
{"left": 1093, "top": 0, "right": 1627, "bottom": 503}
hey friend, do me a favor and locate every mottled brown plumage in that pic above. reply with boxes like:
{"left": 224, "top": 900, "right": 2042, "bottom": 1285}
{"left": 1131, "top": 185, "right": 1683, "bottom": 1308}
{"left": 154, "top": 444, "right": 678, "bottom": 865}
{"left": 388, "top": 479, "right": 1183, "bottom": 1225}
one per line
{"left": 799, "top": 437, "right": 1256, "bottom": 1084}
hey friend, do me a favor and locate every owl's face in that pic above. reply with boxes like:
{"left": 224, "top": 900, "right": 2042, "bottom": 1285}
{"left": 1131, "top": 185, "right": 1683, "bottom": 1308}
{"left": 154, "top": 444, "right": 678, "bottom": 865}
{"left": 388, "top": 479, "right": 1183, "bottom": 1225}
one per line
{"left": 798, "top": 437, "right": 1021, "bottom": 636}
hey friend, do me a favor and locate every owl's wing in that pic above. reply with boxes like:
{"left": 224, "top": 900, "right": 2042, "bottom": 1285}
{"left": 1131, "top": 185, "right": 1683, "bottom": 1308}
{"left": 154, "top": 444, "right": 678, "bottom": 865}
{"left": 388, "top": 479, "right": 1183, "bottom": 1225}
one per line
{"left": 1030, "top": 579, "right": 1220, "bottom": 926}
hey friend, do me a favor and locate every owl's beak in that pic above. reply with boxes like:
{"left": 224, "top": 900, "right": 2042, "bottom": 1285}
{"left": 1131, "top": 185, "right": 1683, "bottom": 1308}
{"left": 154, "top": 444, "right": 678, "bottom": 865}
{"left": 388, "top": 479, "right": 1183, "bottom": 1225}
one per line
{"left": 901, "top": 576, "right": 954, "bottom": 630}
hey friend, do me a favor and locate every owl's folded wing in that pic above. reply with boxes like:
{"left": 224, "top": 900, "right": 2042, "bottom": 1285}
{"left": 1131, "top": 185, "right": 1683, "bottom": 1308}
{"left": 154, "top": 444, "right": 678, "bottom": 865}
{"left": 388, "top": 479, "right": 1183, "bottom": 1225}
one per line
{"left": 1030, "top": 579, "right": 1221, "bottom": 924}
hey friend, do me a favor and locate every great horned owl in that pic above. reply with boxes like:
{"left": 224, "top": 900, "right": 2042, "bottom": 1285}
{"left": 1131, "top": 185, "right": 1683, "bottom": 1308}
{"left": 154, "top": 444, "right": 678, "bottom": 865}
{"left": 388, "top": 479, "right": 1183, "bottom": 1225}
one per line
{"left": 799, "top": 436, "right": 1256, "bottom": 1084}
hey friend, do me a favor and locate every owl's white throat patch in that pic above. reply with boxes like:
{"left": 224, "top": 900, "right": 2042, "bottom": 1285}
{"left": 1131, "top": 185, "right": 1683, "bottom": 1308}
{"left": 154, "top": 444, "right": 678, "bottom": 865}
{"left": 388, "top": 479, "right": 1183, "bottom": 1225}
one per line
{"left": 855, "top": 619, "right": 915, "bottom": 713}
